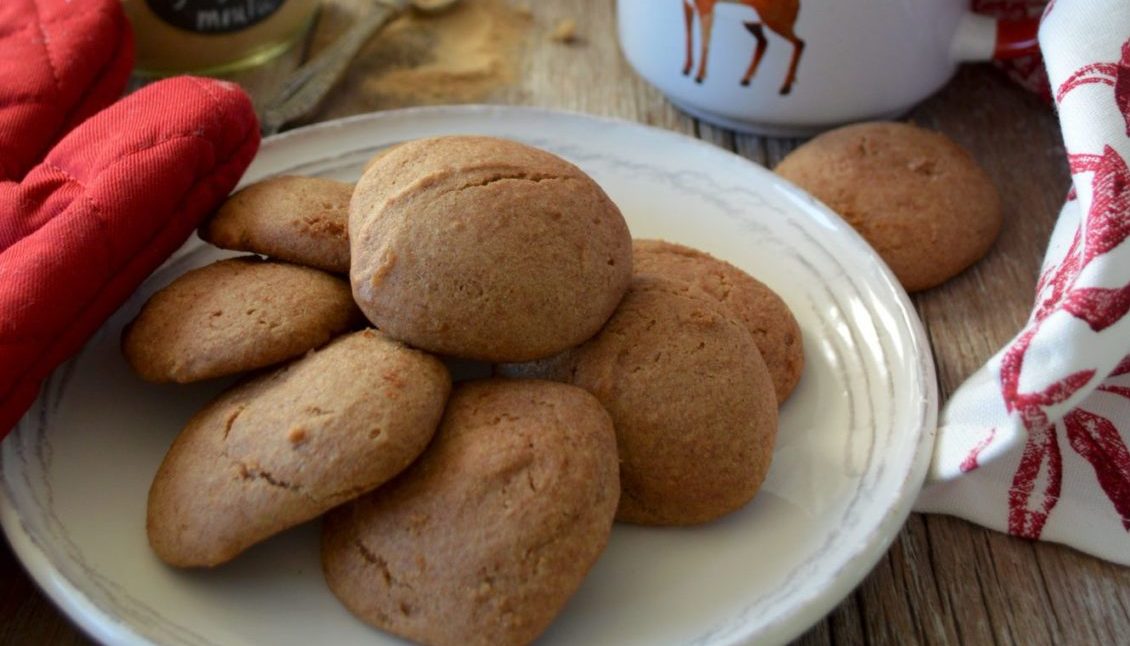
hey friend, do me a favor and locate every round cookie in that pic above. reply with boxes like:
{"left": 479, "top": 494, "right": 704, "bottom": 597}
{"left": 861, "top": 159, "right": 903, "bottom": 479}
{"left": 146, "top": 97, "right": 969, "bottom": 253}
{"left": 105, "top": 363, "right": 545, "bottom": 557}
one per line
{"left": 633, "top": 239, "right": 804, "bottom": 404}
{"left": 322, "top": 379, "right": 619, "bottom": 646}
{"left": 774, "top": 121, "right": 1002, "bottom": 292}
{"left": 349, "top": 135, "right": 633, "bottom": 362}
{"left": 499, "top": 275, "right": 778, "bottom": 526}
{"left": 200, "top": 176, "right": 353, "bottom": 273}
{"left": 147, "top": 329, "right": 452, "bottom": 568}
{"left": 123, "top": 256, "right": 362, "bottom": 383}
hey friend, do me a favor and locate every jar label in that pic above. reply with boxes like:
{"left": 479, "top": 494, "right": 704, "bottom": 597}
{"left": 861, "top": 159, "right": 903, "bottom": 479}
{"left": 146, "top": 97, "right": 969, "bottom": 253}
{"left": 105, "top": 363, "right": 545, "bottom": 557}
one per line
{"left": 145, "top": 0, "right": 287, "bottom": 34}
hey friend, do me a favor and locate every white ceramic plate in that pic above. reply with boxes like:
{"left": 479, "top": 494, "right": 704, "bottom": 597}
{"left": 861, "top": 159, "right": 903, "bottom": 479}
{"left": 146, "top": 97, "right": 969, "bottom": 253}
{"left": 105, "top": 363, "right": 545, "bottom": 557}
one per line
{"left": 0, "top": 106, "right": 937, "bottom": 646}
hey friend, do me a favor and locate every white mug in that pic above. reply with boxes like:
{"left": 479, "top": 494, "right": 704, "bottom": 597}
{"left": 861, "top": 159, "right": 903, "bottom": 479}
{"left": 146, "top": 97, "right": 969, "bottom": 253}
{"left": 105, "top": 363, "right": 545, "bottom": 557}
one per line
{"left": 617, "top": 0, "right": 1040, "bottom": 135}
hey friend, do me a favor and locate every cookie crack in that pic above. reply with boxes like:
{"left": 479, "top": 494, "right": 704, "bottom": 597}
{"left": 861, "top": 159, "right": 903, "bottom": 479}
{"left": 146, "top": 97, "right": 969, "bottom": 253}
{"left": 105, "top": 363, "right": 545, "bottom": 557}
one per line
{"left": 225, "top": 456, "right": 325, "bottom": 505}
{"left": 355, "top": 540, "right": 415, "bottom": 592}
{"left": 436, "top": 172, "right": 571, "bottom": 199}
{"left": 221, "top": 405, "right": 246, "bottom": 441}
{"left": 237, "top": 462, "right": 302, "bottom": 493}
{"left": 383, "top": 169, "right": 574, "bottom": 207}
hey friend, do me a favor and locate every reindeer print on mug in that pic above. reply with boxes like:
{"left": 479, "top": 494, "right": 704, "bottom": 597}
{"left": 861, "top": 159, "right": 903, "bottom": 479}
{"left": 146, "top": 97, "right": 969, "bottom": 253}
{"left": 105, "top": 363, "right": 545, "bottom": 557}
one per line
{"left": 682, "top": 0, "right": 805, "bottom": 95}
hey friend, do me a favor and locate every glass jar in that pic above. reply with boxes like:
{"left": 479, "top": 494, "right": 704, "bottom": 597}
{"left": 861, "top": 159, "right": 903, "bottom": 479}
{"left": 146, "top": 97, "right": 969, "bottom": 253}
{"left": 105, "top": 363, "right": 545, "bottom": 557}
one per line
{"left": 122, "top": 1, "right": 320, "bottom": 76}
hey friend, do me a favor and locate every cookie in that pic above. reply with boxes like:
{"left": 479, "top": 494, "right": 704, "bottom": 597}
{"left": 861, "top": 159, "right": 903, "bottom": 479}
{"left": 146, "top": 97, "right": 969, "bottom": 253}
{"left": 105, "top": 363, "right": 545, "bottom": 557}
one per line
{"left": 322, "top": 379, "right": 619, "bottom": 646}
{"left": 499, "top": 275, "right": 777, "bottom": 526}
{"left": 147, "top": 329, "right": 451, "bottom": 568}
{"left": 633, "top": 239, "right": 803, "bottom": 403}
{"left": 349, "top": 135, "right": 633, "bottom": 362}
{"left": 123, "top": 256, "right": 362, "bottom": 383}
{"left": 774, "top": 121, "right": 1002, "bottom": 292}
{"left": 200, "top": 176, "right": 352, "bottom": 273}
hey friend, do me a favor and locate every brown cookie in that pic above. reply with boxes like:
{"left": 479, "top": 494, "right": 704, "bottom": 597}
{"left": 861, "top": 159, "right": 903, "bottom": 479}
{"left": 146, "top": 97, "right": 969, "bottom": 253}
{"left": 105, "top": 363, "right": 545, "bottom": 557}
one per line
{"left": 349, "top": 135, "right": 633, "bottom": 362}
{"left": 322, "top": 379, "right": 619, "bottom": 646}
{"left": 123, "top": 256, "right": 362, "bottom": 383}
{"left": 147, "top": 329, "right": 451, "bottom": 568}
{"left": 633, "top": 239, "right": 804, "bottom": 404}
{"left": 499, "top": 275, "right": 777, "bottom": 526}
{"left": 774, "top": 121, "right": 1002, "bottom": 292}
{"left": 200, "top": 176, "right": 352, "bottom": 273}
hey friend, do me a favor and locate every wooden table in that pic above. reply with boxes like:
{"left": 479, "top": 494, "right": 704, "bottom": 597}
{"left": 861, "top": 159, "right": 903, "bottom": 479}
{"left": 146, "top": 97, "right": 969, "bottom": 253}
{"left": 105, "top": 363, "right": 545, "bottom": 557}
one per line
{"left": 4, "top": 1, "right": 1129, "bottom": 644}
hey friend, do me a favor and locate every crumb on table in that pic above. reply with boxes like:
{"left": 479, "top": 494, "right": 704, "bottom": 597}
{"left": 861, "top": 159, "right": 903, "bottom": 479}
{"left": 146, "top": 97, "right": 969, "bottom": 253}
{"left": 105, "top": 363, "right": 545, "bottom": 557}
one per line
{"left": 550, "top": 18, "right": 577, "bottom": 44}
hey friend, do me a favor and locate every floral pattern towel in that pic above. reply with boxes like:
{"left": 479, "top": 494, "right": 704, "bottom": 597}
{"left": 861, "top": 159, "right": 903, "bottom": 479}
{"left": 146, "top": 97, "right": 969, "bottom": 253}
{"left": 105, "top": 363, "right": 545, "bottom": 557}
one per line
{"left": 917, "top": 0, "right": 1130, "bottom": 565}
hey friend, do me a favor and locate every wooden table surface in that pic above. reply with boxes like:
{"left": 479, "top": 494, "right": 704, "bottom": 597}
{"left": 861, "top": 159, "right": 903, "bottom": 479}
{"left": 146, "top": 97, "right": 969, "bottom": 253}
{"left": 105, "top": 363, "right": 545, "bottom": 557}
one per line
{"left": 4, "top": 1, "right": 1130, "bottom": 644}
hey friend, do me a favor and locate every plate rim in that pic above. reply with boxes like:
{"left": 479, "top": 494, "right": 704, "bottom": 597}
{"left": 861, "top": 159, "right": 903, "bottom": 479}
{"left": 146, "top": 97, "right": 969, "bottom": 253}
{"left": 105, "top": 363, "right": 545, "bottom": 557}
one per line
{"left": 0, "top": 104, "right": 939, "bottom": 646}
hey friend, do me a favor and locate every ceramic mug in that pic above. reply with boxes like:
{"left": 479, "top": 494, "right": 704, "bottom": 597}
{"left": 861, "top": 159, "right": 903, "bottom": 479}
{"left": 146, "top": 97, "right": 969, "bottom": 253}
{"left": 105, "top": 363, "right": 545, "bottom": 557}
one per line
{"left": 617, "top": 0, "right": 1041, "bottom": 135}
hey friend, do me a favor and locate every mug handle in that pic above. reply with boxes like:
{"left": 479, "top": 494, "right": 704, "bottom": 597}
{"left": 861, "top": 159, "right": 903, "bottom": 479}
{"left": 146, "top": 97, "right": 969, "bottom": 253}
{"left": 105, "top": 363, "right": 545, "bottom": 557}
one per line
{"left": 994, "top": 17, "right": 1041, "bottom": 58}
{"left": 951, "top": 13, "right": 1041, "bottom": 62}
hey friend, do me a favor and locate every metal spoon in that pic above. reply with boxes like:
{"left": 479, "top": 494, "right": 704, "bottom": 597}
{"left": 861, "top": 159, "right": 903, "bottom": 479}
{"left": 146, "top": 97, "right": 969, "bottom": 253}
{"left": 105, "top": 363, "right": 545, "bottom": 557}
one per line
{"left": 259, "top": 0, "right": 460, "bottom": 135}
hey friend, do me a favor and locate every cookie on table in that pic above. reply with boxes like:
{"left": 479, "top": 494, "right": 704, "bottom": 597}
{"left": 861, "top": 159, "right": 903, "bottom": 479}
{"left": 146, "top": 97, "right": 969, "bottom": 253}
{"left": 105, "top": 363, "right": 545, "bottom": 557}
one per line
{"left": 122, "top": 256, "right": 362, "bottom": 383}
{"left": 147, "top": 329, "right": 451, "bottom": 568}
{"left": 499, "top": 275, "right": 778, "bottom": 526}
{"left": 200, "top": 176, "right": 353, "bottom": 273}
{"left": 774, "top": 121, "right": 1002, "bottom": 292}
{"left": 349, "top": 135, "right": 633, "bottom": 362}
{"left": 633, "top": 239, "right": 804, "bottom": 404}
{"left": 322, "top": 379, "right": 619, "bottom": 646}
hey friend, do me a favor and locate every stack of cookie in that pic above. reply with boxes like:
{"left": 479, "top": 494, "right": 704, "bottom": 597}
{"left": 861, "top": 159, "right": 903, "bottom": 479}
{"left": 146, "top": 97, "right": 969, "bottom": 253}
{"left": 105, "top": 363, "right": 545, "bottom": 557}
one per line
{"left": 125, "top": 136, "right": 803, "bottom": 646}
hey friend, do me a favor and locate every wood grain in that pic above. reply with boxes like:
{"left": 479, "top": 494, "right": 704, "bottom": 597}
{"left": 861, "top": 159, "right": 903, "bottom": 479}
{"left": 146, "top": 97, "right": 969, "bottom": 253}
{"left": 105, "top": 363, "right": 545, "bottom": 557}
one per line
{"left": 4, "top": 1, "right": 1130, "bottom": 645}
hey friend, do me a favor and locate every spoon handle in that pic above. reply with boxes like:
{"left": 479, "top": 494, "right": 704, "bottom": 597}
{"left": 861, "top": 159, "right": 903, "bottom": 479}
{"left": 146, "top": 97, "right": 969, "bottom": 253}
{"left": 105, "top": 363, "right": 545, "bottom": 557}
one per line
{"left": 260, "top": 1, "right": 407, "bottom": 135}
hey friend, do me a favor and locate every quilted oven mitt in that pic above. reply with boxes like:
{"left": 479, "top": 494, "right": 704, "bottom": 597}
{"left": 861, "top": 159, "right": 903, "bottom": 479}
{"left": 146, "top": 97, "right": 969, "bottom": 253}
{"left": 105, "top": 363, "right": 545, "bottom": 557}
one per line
{"left": 0, "top": 0, "right": 260, "bottom": 438}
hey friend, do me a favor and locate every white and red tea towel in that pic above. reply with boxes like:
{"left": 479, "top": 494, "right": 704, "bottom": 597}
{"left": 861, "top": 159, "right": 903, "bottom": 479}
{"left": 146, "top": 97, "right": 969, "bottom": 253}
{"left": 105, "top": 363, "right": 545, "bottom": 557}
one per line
{"left": 917, "top": 0, "right": 1130, "bottom": 565}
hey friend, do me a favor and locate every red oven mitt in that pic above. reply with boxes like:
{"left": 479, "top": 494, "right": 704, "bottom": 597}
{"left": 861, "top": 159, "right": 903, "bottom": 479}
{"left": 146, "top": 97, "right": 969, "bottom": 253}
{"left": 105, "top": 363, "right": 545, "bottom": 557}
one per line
{"left": 0, "top": 0, "right": 261, "bottom": 437}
